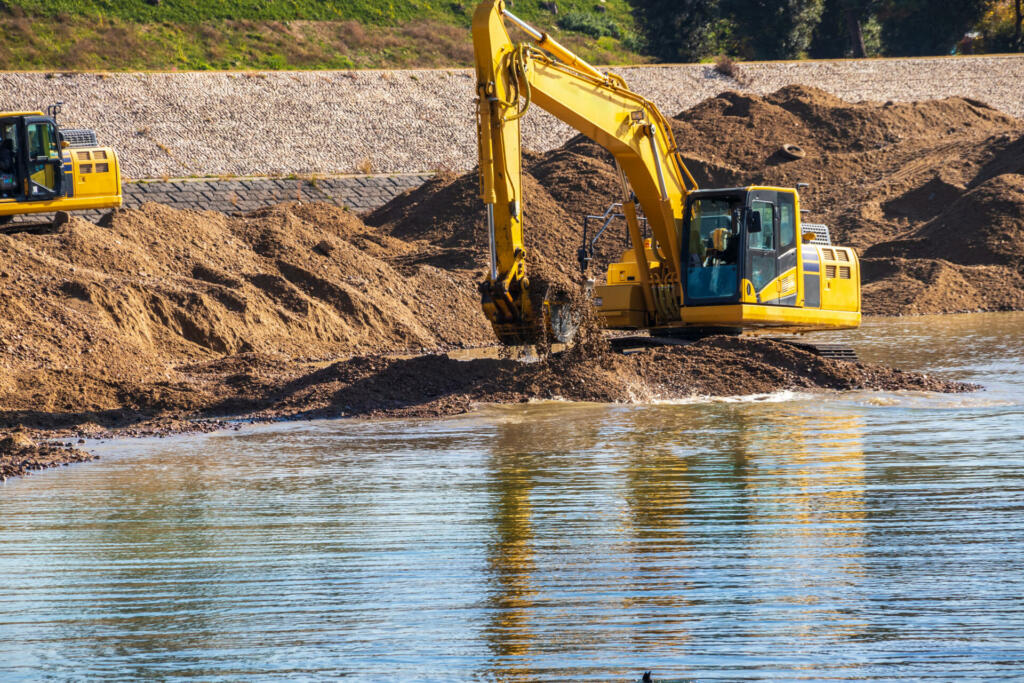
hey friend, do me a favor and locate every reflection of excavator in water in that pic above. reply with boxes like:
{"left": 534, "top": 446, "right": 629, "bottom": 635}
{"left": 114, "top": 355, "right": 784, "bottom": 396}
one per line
{"left": 0, "top": 103, "right": 122, "bottom": 226}
{"left": 473, "top": 1, "right": 860, "bottom": 352}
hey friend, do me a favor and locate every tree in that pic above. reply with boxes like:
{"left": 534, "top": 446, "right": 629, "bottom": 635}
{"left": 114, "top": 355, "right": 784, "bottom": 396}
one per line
{"left": 721, "top": 0, "right": 827, "bottom": 60}
{"left": 1016, "top": 0, "right": 1023, "bottom": 50}
{"left": 631, "top": 0, "right": 724, "bottom": 63}
{"left": 810, "top": 0, "right": 879, "bottom": 58}
{"left": 877, "top": 0, "right": 989, "bottom": 56}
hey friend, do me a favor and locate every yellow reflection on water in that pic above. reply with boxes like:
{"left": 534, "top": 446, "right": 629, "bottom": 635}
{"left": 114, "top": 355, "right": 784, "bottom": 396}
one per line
{"left": 740, "top": 406, "right": 869, "bottom": 640}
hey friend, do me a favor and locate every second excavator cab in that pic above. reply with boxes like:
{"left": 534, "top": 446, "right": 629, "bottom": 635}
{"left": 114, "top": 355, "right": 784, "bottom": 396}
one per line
{"left": 0, "top": 105, "right": 122, "bottom": 225}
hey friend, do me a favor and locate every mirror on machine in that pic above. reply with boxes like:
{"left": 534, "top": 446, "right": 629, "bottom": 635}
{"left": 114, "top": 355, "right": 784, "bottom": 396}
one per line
{"left": 747, "top": 209, "right": 762, "bottom": 233}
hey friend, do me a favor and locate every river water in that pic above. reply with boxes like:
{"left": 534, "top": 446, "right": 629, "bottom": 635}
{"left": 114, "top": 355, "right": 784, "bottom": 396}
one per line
{"left": 2, "top": 313, "right": 1023, "bottom": 681}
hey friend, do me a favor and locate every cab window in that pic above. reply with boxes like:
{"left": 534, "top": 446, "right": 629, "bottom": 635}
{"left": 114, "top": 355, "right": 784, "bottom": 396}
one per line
{"left": 26, "top": 121, "right": 60, "bottom": 195}
{"left": 0, "top": 122, "right": 17, "bottom": 174}
{"left": 685, "top": 197, "right": 740, "bottom": 301}
{"left": 27, "top": 122, "right": 59, "bottom": 159}
{"left": 779, "top": 192, "right": 796, "bottom": 249}
{"left": 750, "top": 200, "right": 774, "bottom": 250}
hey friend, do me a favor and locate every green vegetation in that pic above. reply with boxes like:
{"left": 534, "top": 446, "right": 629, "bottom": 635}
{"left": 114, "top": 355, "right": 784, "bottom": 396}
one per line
{"left": 633, "top": 0, "right": 1021, "bottom": 62}
{"left": 0, "top": 0, "right": 647, "bottom": 70}
{"left": 557, "top": 10, "right": 622, "bottom": 39}
{"left": 0, "top": 0, "right": 1018, "bottom": 70}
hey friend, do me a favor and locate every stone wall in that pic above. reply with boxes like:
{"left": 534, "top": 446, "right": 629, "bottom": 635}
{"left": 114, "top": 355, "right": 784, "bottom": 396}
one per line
{"left": 9, "top": 174, "right": 431, "bottom": 224}
{"left": 124, "top": 173, "right": 431, "bottom": 213}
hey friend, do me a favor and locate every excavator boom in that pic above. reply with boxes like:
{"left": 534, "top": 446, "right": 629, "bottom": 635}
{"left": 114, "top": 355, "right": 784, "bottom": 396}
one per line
{"left": 473, "top": 0, "right": 696, "bottom": 343}
{"left": 472, "top": 1, "right": 860, "bottom": 346}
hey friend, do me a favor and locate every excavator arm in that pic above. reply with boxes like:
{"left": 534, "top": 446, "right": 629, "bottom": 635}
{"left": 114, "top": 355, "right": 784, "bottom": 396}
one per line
{"left": 473, "top": 0, "right": 698, "bottom": 345}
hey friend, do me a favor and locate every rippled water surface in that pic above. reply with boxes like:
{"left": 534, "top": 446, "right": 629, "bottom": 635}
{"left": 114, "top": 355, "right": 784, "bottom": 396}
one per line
{"left": 3, "top": 313, "right": 1024, "bottom": 681}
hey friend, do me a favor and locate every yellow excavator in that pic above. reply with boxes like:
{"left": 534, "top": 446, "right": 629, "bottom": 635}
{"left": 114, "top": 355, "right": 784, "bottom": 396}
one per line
{"left": 473, "top": 1, "right": 860, "bottom": 349}
{"left": 0, "top": 102, "right": 122, "bottom": 225}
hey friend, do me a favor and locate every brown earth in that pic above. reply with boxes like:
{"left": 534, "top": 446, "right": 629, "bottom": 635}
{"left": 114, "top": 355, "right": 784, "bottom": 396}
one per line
{"left": 369, "top": 85, "right": 1024, "bottom": 315}
{"left": 0, "top": 199, "right": 974, "bottom": 480}
{"left": 664, "top": 87, "right": 1024, "bottom": 315}
{"left": 239, "top": 335, "right": 971, "bottom": 423}
{"left": 8, "top": 84, "right": 1020, "bottom": 477}
{"left": 0, "top": 431, "right": 97, "bottom": 480}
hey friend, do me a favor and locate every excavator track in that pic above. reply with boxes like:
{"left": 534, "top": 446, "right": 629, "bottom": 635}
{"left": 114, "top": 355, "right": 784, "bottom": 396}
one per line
{"left": 609, "top": 333, "right": 858, "bottom": 362}
{"left": 770, "top": 338, "right": 859, "bottom": 362}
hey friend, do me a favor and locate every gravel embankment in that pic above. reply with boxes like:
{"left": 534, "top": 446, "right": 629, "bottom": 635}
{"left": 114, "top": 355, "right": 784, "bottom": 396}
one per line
{"left": 1, "top": 55, "right": 1022, "bottom": 179}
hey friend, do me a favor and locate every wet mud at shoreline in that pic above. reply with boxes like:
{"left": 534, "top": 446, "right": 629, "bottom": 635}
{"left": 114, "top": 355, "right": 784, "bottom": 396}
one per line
{"left": 0, "top": 432, "right": 97, "bottom": 481}
{"left": 239, "top": 335, "right": 975, "bottom": 422}
{"left": 4, "top": 84, "right": 1021, "bottom": 476}
{"left": 1, "top": 335, "right": 976, "bottom": 479}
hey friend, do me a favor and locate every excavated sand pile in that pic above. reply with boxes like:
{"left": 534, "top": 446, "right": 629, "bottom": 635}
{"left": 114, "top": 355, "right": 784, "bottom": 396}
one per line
{"left": 8, "top": 85, "right": 1017, "bottom": 475}
{"left": 668, "top": 86, "right": 1024, "bottom": 315}
{"left": 0, "top": 195, "right": 970, "bottom": 427}
{"left": 370, "top": 85, "right": 1024, "bottom": 315}
{"left": 245, "top": 336, "right": 971, "bottom": 423}
{"left": 0, "top": 202, "right": 496, "bottom": 418}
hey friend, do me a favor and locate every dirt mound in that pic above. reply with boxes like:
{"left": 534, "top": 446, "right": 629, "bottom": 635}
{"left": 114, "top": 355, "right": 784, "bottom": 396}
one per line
{"left": 970, "top": 133, "right": 1024, "bottom": 187}
{"left": 860, "top": 257, "right": 1024, "bottom": 316}
{"left": 866, "top": 174, "right": 1024, "bottom": 266}
{"left": 860, "top": 173, "right": 1024, "bottom": 314}
{"left": 670, "top": 87, "right": 1023, "bottom": 248}
{"left": 0, "top": 432, "right": 96, "bottom": 480}
{"left": 245, "top": 336, "right": 973, "bottom": 421}
{"left": 409, "top": 84, "right": 1023, "bottom": 316}
{"left": 365, "top": 166, "right": 623, "bottom": 282}
{"left": 668, "top": 88, "right": 1024, "bottom": 316}
{"left": 0, "top": 201, "right": 494, "bottom": 415}
{"left": 368, "top": 85, "right": 1024, "bottom": 317}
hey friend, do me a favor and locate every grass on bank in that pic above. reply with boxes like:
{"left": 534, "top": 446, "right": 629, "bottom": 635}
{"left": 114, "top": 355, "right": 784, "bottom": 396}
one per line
{"left": 0, "top": 0, "right": 648, "bottom": 71}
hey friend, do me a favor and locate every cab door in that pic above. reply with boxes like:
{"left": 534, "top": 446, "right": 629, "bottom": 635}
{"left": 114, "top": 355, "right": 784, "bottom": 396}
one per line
{"left": 775, "top": 190, "right": 799, "bottom": 305}
{"left": 22, "top": 117, "right": 62, "bottom": 201}
{"left": 0, "top": 118, "right": 21, "bottom": 200}
{"left": 745, "top": 190, "right": 777, "bottom": 302}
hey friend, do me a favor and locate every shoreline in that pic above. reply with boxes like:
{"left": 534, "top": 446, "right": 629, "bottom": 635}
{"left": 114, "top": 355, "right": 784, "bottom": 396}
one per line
{"left": 2, "top": 331, "right": 981, "bottom": 480}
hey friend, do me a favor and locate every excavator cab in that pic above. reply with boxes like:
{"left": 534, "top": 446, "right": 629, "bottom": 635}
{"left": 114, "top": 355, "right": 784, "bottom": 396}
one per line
{"left": 594, "top": 186, "right": 860, "bottom": 335}
{"left": 0, "top": 106, "right": 121, "bottom": 225}
{"left": 683, "top": 188, "right": 798, "bottom": 308}
{"left": 0, "top": 115, "right": 64, "bottom": 204}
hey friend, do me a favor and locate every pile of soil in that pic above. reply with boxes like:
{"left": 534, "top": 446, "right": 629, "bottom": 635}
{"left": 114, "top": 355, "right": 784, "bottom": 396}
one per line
{"left": 364, "top": 162, "right": 621, "bottom": 288}
{"left": 9, "top": 84, "right": 1019, "bottom": 477}
{"left": 247, "top": 336, "right": 973, "bottom": 422}
{"left": 345, "top": 76, "right": 1024, "bottom": 322}
{"left": 861, "top": 173, "right": 1024, "bottom": 314}
{"left": 0, "top": 197, "right": 973, "bottom": 479}
{"left": 0, "top": 201, "right": 495, "bottom": 418}
{"left": 667, "top": 88, "right": 1024, "bottom": 314}
{"left": 392, "top": 85, "right": 1024, "bottom": 316}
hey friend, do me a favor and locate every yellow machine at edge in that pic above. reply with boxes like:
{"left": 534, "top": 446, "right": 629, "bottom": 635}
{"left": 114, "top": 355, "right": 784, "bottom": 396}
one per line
{"left": 0, "top": 103, "right": 122, "bottom": 224}
{"left": 472, "top": 0, "right": 860, "bottom": 344}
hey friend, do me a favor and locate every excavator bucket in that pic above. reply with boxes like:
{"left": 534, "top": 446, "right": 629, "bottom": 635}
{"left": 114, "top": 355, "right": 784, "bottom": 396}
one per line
{"left": 545, "top": 292, "right": 581, "bottom": 345}
{"left": 484, "top": 283, "right": 581, "bottom": 348}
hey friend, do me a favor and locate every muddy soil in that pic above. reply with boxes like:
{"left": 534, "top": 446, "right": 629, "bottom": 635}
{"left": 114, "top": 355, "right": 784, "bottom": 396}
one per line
{"left": 5, "top": 85, "right": 1017, "bottom": 477}
{"left": 667, "top": 88, "right": 1024, "bottom": 314}
{"left": 241, "top": 336, "right": 973, "bottom": 422}
{"left": 0, "top": 431, "right": 97, "bottom": 480}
